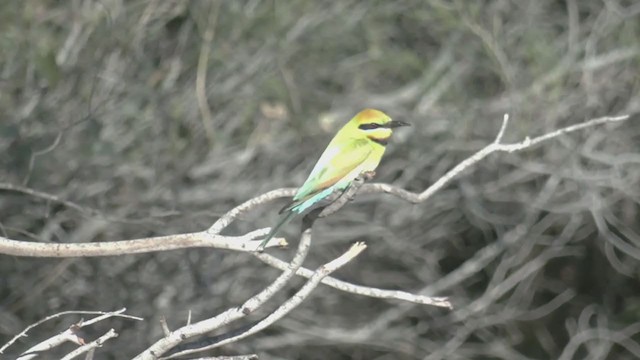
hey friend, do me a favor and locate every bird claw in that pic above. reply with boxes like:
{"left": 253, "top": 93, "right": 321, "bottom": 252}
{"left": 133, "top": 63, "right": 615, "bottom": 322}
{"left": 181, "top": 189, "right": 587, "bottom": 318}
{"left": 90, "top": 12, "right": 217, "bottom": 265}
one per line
{"left": 361, "top": 170, "right": 376, "bottom": 180}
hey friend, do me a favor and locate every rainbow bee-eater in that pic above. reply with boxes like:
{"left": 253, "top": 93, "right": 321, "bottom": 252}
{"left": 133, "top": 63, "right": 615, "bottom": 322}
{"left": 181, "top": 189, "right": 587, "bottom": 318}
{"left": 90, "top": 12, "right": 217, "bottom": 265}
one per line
{"left": 257, "top": 108, "right": 409, "bottom": 251}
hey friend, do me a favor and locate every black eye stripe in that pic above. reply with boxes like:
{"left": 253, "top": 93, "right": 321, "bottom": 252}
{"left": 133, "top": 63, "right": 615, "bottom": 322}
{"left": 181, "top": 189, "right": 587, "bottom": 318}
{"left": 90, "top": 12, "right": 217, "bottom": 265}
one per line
{"left": 359, "top": 123, "right": 381, "bottom": 130}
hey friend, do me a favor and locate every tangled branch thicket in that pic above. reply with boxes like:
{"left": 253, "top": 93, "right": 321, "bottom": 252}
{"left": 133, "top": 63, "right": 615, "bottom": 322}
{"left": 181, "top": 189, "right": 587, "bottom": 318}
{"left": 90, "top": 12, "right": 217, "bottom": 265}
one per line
{"left": 1, "top": 1, "right": 639, "bottom": 359}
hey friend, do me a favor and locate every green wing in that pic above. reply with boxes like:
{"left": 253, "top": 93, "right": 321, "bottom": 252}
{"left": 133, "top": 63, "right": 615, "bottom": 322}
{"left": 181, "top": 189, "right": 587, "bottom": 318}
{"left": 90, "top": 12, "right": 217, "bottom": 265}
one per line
{"left": 281, "top": 138, "right": 371, "bottom": 213}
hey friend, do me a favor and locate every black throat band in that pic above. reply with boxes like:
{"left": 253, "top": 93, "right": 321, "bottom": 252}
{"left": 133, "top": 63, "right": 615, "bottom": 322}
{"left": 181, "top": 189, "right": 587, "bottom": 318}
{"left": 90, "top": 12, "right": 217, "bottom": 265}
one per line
{"left": 369, "top": 137, "right": 388, "bottom": 146}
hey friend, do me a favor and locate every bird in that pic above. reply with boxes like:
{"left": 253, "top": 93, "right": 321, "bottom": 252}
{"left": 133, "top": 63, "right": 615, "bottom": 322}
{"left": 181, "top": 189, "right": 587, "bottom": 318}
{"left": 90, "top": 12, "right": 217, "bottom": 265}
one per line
{"left": 257, "top": 108, "right": 409, "bottom": 251}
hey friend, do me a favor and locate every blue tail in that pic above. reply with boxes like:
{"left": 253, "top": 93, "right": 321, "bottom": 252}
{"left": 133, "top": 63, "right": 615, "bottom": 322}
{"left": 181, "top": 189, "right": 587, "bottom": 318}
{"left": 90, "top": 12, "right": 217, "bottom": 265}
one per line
{"left": 257, "top": 186, "right": 343, "bottom": 251}
{"left": 256, "top": 211, "right": 296, "bottom": 251}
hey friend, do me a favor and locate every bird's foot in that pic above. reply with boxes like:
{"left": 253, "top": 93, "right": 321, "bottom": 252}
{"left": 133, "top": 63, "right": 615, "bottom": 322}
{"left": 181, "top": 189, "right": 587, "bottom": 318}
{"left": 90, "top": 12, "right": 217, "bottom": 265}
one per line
{"left": 361, "top": 170, "right": 376, "bottom": 181}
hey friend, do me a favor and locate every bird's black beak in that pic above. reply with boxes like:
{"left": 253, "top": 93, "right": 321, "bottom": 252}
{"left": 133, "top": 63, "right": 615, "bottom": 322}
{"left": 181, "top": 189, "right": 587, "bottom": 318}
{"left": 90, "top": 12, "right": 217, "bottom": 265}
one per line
{"left": 386, "top": 120, "right": 411, "bottom": 128}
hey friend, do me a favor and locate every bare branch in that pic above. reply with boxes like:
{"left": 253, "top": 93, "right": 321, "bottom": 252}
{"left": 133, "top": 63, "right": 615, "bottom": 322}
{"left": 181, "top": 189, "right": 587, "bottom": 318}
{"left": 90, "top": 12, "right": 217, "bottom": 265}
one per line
{"left": 208, "top": 188, "right": 296, "bottom": 234}
{"left": 60, "top": 328, "right": 118, "bottom": 360}
{"left": 255, "top": 251, "right": 452, "bottom": 308}
{"left": 133, "top": 228, "right": 314, "bottom": 359}
{"left": 494, "top": 113, "right": 510, "bottom": 143}
{"left": 359, "top": 114, "right": 630, "bottom": 203}
{"left": 0, "top": 308, "right": 140, "bottom": 355}
{"left": 0, "top": 230, "right": 284, "bottom": 258}
{"left": 10, "top": 310, "right": 140, "bottom": 360}
{"left": 167, "top": 242, "right": 369, "bottom": 358}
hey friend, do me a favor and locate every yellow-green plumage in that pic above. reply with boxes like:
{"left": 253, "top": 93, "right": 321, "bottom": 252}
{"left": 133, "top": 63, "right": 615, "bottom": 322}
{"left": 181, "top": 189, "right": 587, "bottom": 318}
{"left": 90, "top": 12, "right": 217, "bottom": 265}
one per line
{"left": 257, "top": 108, "right": 409, "bottom": 251}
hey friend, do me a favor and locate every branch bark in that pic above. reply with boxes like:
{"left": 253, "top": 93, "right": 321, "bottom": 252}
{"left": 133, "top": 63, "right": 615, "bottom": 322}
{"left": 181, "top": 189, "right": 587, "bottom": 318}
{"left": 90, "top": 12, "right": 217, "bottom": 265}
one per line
{"left": 133, "top": 228, "right": 314, "bottom": 359}
{"left": 167, "top": 242, "right": 369, "bottom": 359}
{"left": 0, "top": 229, "right": 284, "bottom": 257}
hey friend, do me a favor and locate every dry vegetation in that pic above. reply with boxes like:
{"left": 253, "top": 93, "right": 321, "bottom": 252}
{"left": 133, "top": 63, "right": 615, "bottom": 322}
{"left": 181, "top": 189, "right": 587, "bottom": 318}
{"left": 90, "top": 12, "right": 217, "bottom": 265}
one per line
{"left": 1, "top": 0, "right": 640, "bottom": 359}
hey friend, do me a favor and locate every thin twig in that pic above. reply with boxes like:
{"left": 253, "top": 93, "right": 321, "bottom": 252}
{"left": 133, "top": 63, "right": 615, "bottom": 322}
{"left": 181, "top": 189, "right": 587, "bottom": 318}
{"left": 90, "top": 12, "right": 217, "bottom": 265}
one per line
{"left": 59, "top": 329, "right": 118, "bottom": 360}
{"left": 196, "top": 0, "right": 221, "bottom": 145}
{"left": 23, "top": 133, "right": 63, "bottom": 185}
{"left": 494, "top": 114, "right": 509, "bottom": 143}
{"left": 0, "top": 182, "right": 86, "bottom": 213}
{"left": 11, "top": 310, "right": 140, "bottom": 360}
{"left": 254, "top": 251, "right": 452, "bottom": 308}
{"left": 0, "top": 309, "right": 139, "bottom": 355}
{"left": 0, "top": 182, "right": 175, "bottom": 225}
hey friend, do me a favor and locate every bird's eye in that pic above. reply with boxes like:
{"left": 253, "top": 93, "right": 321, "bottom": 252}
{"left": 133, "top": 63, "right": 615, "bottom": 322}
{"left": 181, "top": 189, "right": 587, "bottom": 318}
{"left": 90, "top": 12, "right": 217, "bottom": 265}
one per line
{"left": 359, "top": 123, "right": 381, "bottom": 130}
